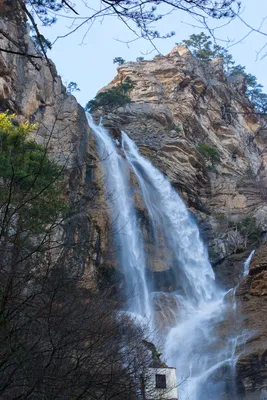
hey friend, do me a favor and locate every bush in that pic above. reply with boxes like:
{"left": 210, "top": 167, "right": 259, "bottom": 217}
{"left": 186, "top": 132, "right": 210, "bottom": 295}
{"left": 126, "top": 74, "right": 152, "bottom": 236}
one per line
{"left": 0, "top": 112, "right": 66, "bottom": 233}
{"left": 113, "top": 57, "right": 125, "bottom": 66}
{"left": 196, "top": 143, "right": 220, "bottom": 164}
{"left": 172, "top": 124, "right": 183, "bottom": 133}
{"left": 237, "top": 216, "right": 261, "bottom": 246}
{"left": 217, "top": 214, "right": 261, "bottom": 253}
{"left": 86, "top": 77, "right": 135, "bottom": 113}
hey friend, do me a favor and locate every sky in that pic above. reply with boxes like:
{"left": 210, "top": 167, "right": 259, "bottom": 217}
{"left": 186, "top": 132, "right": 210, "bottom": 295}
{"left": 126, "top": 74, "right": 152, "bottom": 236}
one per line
{"left": 40, "top": 0, "right": 267, "bottom": 107}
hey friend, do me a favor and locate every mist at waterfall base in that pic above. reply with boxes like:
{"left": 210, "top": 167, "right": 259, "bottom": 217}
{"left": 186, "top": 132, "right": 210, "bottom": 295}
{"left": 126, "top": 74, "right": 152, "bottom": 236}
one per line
{"left": 87, "top": 114, "right": 248, "bottom": 400}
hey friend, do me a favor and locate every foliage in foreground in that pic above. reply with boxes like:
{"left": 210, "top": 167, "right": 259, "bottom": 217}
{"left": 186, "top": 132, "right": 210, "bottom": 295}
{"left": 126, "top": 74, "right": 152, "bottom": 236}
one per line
{"left": 22, "top": 0, "right": 239, "bottom": 59}
{"left": 0, "top": 112, "right": 65, "bottom": 234}
{"left": 0, "top": 112, "right": 154, "bottom": 399}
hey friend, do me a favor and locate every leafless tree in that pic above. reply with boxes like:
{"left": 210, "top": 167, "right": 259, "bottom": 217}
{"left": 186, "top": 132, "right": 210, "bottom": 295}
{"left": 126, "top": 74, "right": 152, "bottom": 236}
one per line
{"left": 0, "top": 105, "right": 175, "bottom": 400}
{"left": 0, "top": 0, "right": 241, "bottom": 66}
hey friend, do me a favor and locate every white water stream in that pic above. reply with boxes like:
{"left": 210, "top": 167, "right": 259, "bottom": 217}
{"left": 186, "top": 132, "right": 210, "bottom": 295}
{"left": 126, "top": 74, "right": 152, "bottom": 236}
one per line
{"left": 87, "top": 115, "right": 249, "bottom": 400}
{"left": 243, "top": 250, "right": 255, "bottom": 277}
{"left": 86, "top": 114, "right": 151, "bottom": 320}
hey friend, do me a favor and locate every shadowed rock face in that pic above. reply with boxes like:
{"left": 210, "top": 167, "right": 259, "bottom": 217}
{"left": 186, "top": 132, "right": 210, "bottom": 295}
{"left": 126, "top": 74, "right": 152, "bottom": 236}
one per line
{"left": 235, "top": 244, "right": 267, "bottom": 396}
{"left": 0, "top": 6, "right": 110, "bottom": 287}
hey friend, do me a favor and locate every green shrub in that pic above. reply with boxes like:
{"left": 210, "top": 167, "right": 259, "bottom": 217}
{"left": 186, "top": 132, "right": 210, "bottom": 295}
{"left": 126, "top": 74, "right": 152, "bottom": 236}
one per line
{"left": 215, "top": 214, "right": 228, "bottom": 221}
{"left": 237, "top": 217, "right": 261, "bottom": 245}
{"left": 0, "top": 112, "right": 67, "bottom": 234}
{"left": 171, "top": 124, "right": 183, "bottom": 133}
{"left": 196, "top": 143, "right": 220, "bottom": 164}
{"left": 86, "top": 77, "right": 134, "bottom": 113}
{"left": 113, "top": 57, "right": 125, "bottom": 66}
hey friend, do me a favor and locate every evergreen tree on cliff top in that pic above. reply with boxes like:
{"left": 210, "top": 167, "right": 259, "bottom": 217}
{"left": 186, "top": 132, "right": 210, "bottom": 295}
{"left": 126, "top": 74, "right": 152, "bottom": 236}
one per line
{"left": 179, "top": 32, "right": 267, "bottom": 115}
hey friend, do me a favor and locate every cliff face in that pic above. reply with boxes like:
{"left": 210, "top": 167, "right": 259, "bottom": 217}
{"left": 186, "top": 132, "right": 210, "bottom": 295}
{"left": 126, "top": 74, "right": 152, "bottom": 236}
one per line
{"left": 101, "top": 47, "right": 267, "bottom": 281}
{"left": 98, "top": 47, "right": 267, "bottom": 395}
{"left": 2, "top": 4, "right": 267, "bottom": 395}
{"left": 0, "top": 3, "right": 108, "bottom": 286}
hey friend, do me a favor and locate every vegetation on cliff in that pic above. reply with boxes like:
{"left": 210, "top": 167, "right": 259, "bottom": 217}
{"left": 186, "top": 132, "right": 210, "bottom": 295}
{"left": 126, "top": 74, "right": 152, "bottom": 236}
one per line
{"left": 196, "top": 143, "right": 220, "bottom": 166}
{"left": 0, "top": 112, "right": 66, "bottom": 232}
{"left": 179, "top": 32, "right": 267, "bottom": 114}
{"left": 86, "top": 77, "right": 135, "bottom": 113}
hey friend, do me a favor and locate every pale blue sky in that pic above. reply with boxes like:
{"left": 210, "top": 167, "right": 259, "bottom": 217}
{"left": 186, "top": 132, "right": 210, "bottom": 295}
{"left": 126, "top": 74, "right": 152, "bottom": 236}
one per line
{"left": 41, "top": 0, "right": 267, "bottom": 106}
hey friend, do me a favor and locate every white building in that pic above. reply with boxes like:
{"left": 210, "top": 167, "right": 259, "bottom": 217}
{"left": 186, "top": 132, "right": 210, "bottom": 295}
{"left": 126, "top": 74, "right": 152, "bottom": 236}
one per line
{"left": 141, "top": 367, "right": 178, "bottom": 400}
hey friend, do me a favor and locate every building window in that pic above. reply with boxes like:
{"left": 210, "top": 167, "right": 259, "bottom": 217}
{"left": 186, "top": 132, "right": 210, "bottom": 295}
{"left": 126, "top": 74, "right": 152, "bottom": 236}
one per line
{"left": 155, "top": 374, "right": 166, "bottom": 389}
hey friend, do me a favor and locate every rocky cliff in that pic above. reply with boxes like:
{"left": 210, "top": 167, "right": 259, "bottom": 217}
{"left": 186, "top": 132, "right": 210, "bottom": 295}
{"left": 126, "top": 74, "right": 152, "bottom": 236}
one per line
{"left": 2, "top": 3, "right": 267, "bottom": 396}
{"left": 96, "top": 47, "right": 267, "bottom": 396}
{"left": 0, "top": 2, "right": 108, "bottom": 287}
{"left": 99, "top": 47, "right": 267, "bottom": 278}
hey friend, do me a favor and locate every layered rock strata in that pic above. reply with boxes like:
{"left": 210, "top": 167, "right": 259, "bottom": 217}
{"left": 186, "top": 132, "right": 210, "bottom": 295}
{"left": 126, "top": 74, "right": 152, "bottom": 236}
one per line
{"left": 100, "top": 47, "right": 267, "bottom": 282}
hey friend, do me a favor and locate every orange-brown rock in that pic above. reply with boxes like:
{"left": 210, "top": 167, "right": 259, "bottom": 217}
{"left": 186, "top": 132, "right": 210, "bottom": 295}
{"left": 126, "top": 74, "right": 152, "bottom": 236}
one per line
{"left": 235, "top": 244, "right": 267, "bottom": 395}
{"left": 100, "top": 49, "right": 267, "bottom": 281}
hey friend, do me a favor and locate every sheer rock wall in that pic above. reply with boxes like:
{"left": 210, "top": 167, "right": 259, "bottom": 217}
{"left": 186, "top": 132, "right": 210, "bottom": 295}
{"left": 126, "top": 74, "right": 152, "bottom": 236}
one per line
{"left": 0, "top": 3, "right": 109, "bottom": 287}
{"left": 100, "top": 47, "right": 267, "bottom": 281}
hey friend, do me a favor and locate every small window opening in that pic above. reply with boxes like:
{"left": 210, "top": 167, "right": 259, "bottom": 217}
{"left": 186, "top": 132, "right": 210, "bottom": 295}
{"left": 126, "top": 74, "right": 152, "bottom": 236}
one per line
{"left": 156, "top": 374, "right": 166, "bottom": 389}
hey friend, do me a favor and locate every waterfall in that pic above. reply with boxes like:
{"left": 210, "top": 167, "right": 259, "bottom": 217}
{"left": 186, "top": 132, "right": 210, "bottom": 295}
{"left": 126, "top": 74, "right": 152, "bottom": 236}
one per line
{"left": 86, "top": 114, "right": 152, "bottom": 321}
{"left": 121, "top": 132, "right": 238, "bottom": 400}
{"left": 121, "top": 132, "right": 216, "bottom": 304}
{"left": 87, "top": 115, "right": 243, "bottom": 400}
{"left": 243, "top": 250, "right": 255, "bottom": 276}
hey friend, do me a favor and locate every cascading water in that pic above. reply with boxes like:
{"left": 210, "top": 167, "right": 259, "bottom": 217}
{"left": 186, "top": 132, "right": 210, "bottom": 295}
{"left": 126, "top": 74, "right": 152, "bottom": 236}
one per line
{"left": 121, "top": 132, "right": 239, "bottom": 399}
{"left": 243, "top": 250, "right": 255, "bottom": 276}
{"left": 121, "top": 132, "right": 216, "bottom": 304}
{"left": 87, "top": 115, "right": 244, "bottom": 400}
{"left": 86, "top": 114, "right": 152, "bottom": 321}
